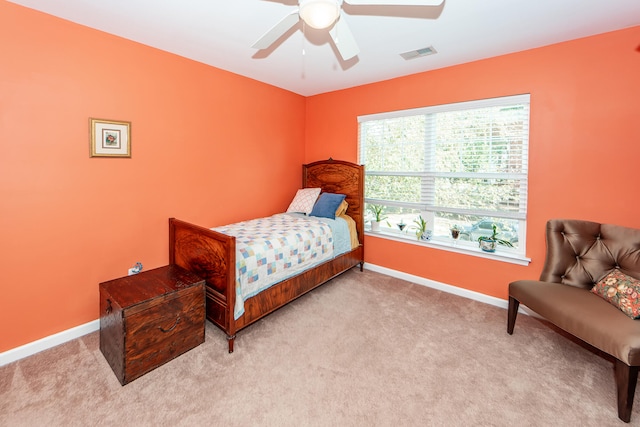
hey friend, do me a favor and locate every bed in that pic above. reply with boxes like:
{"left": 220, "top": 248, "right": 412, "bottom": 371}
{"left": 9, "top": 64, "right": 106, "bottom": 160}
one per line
{"left": 169, "top": 159, "right": 364, "bottom": 352}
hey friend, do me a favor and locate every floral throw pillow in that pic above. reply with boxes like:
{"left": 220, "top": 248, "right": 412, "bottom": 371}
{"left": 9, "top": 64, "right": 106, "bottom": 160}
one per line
{"left": 591, "top": 270, "right": 640, "bottom": 319}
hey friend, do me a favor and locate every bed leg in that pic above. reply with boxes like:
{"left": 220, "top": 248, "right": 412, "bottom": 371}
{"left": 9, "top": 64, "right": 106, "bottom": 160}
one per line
{"left": 359, "top": 261, "right": 364, "bottom": 272}
{"left": 227, "top": 334, "right": 236, "bottom": 353}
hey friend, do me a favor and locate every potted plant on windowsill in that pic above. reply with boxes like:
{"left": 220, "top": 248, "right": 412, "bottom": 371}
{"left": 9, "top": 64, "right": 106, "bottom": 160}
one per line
{"left": 478, "top": 224, "right": 514, "bottom": 252}
{"left": 450, "top": 225, "right": 461, "bottom": 240}
{"left": 412, "top": 215, "right": 431, "bottom": 241}
{"left": 368, "top": 204, "right": 387, "bottom": 232}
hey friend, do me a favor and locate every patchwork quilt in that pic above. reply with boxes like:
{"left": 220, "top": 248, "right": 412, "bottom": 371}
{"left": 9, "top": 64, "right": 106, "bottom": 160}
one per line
{"left": 213, "top": 213, "right": 335, "bottom": 319}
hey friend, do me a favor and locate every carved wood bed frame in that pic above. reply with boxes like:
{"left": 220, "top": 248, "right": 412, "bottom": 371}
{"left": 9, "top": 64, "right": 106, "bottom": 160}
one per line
{"left": 169, "top": 159, "right": 364, "bottom": 352}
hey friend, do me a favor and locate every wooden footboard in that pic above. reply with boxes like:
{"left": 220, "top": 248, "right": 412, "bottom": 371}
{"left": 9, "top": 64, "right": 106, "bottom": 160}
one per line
{"left": 169, "top": 218, "right": 237, "bottom": 340}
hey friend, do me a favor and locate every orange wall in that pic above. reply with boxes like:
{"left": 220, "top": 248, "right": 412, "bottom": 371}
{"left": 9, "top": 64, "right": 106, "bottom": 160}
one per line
{"left": 0, "top": 2, "right": 305, "bottom": 352}
{"left": 306, "top": 26, "right": 640, "bottom": 299}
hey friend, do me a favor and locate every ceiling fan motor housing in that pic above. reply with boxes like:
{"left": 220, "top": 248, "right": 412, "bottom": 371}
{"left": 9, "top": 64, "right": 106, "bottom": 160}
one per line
{"left": 299, "top": 0, "right": 341, "bottom": 29}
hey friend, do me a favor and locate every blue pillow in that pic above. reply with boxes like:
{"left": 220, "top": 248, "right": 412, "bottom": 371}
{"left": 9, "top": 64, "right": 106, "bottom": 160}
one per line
{"left": 309, "top": 193, "right": 347, "bottom": 219}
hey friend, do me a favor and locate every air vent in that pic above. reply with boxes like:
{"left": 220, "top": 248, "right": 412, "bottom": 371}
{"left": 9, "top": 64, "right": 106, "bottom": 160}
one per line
{"left": 400, "top": 46, "right": 437, "bottom": 60}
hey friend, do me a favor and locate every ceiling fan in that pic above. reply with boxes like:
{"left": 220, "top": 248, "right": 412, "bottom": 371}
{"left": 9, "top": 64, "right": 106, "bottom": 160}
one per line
{"left": 252, "top": 0, "right": 444, "bottom": 61}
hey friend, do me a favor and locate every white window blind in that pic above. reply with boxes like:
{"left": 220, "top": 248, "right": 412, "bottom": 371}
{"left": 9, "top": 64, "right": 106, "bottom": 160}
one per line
{"left": 358, "top": 94, "right": 530, "bottom": 255}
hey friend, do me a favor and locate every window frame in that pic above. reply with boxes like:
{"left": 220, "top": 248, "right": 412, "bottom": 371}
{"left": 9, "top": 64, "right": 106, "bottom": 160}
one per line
{"left": 358, "top": 94, "right": 531, "bottom": 265}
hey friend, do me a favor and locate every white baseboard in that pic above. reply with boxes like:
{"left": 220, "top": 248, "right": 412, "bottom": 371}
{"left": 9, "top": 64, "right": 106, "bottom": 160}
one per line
{"left": 363, "top": 263, "right": 538, "bottom": 317}
{"left": 0, "top": 320, "right": 99, "bottom": 367}
{"left": 1, "top": 264, "right": 535, "bottom": 367}
{"left": 364, "top": 263, "right": 510, "bottom": 308}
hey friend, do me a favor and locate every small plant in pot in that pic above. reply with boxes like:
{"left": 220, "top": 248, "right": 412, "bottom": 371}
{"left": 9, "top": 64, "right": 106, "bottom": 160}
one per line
{"left": 412, "top": 215, "right": 431, "bottom": 241}
{"left": 478, "top": 224, "right": 514, "bottom": 252}
{"left": 368, "top": 204, "right": 387, "bottom": 232}
{"left": 450, "top": 224, "right": 461, "bottom": 246}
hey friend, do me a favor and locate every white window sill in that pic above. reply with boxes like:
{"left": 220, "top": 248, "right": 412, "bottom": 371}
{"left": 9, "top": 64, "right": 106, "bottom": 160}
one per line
{"left": 365, "top": 229, "right": 531, "bottom": 266}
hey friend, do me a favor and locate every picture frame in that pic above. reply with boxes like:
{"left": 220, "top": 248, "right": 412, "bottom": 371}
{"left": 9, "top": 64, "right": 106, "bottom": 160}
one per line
{"left": 90, "top": 118, "right": 131, "bottom": 158}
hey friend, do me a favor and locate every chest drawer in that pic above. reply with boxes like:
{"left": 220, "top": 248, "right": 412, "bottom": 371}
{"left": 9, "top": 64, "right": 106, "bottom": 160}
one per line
{"left": 100, "top": 265, "right": 205, "bottom": 385}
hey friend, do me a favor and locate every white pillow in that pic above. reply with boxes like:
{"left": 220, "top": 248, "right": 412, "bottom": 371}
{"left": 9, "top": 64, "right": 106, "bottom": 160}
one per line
{"left": 286, "top": 188, "right": 321, "bottom": 215}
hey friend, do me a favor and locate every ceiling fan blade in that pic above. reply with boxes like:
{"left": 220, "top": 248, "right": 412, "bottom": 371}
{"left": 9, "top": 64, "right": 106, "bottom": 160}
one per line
{"left": 252, "top": 11, "right": 300, "bottom": 50}
{"left": 329, "top": 13, "right": 359, "bottom": 61}
{"left": 344, "top": 0, "right": 443, "bottom": 5}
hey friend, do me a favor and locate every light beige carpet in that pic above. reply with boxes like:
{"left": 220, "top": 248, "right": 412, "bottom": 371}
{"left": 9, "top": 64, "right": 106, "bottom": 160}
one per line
{"left": 1, "top": 269, "right": 637, "bottom": 426}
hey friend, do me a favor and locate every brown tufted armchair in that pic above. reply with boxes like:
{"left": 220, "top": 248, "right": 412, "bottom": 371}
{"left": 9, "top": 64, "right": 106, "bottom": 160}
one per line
{"left": 508, "top": 219, "right": 640, "bottom": 423}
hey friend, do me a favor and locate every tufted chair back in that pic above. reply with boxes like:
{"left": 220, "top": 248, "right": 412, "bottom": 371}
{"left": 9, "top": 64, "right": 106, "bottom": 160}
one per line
{"left": 539, "top": 219, "right": 640, "bottom": 290}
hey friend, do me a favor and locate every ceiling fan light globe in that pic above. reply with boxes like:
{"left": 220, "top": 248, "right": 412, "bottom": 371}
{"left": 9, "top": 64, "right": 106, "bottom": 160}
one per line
{"left": 299, "top": 0, "right": 340, "bottom": 30}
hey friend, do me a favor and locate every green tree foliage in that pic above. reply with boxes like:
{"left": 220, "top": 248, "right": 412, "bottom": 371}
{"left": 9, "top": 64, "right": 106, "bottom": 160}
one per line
{"left": 361, "top": 106, "right": 525, "bottom": 214}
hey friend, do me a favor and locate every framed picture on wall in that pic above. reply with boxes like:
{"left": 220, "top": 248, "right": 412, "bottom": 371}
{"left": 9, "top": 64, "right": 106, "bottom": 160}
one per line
{"left": 90, "top": 118, "right": 131, "bottom": 158}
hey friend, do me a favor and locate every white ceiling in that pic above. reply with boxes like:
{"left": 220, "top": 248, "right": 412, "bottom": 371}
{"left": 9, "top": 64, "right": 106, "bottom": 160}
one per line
{"left": 8, "top": 0, "right": 640, "bottom": 96}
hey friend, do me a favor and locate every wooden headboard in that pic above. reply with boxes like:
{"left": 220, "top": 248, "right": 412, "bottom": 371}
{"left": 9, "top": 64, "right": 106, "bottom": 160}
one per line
{"left": 303, "top": 159, "right": 364, "bottom": 245}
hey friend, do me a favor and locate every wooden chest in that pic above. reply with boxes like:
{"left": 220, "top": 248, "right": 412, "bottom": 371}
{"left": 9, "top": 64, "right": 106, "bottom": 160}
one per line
{"left": 99, "top": 265, "right": 205, "bottom": 385}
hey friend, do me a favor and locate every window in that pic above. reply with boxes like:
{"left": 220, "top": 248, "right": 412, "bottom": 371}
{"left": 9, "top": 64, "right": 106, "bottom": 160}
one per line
{"left": 358, "top": 94, "right": 530, "bottom": 258}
